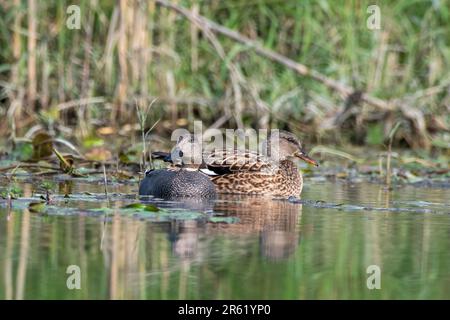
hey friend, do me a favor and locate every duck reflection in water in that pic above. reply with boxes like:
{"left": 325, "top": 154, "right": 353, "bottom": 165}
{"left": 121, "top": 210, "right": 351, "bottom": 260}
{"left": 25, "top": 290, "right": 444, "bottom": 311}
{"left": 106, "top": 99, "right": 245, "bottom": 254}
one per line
{"left": 168, "top": 196, "right": 302, "bottom": 262}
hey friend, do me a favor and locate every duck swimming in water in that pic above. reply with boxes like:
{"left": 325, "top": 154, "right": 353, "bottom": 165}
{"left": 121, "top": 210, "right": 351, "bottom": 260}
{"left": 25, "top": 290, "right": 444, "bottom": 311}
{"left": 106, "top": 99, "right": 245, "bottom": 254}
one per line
{"left": 203, "top": 130, "right": 318, "bottom": 198}
{"left": 139, "top": 134, "right": 216, "bottom": 199}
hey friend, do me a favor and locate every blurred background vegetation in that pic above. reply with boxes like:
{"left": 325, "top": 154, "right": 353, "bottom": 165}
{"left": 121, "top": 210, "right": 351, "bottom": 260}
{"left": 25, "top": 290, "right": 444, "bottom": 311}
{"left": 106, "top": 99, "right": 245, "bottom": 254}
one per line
{"left": 1, "top": 1, "right": 449, "bottom": 301}
{"left": 0, "top": 0, "right": 449, "bottom": 160}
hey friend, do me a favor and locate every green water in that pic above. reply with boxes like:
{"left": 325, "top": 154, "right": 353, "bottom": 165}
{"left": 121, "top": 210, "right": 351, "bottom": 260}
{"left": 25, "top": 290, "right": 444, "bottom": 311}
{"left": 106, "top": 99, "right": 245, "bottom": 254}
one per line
{"left": 0, "top": 179, "right": 449, "bottom": 299}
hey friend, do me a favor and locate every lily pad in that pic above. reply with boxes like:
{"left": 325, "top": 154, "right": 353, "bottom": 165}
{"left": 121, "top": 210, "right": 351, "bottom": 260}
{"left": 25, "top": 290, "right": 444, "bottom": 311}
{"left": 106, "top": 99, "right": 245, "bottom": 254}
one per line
{"left": 29, "top": 201, "right": 47, "bottom": 213}
{"left": 121, "top": 203, "right": 160, "bottom": 212}
{"left": 208, "top": 216, "right": 240, "bottom": 224}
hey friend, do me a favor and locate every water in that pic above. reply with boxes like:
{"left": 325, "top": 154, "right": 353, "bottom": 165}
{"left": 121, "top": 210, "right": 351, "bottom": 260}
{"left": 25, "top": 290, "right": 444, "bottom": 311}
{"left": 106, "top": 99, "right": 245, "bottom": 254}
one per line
{"left": 0, "top": 178, "right": 449, "bottom": 299}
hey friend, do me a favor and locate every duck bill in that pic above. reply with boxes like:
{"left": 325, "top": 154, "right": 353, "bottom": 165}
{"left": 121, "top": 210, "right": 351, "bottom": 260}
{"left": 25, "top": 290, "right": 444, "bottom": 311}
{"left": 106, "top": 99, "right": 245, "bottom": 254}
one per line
{"left": 294, "top": 151, "right": 319, "bottom": 167}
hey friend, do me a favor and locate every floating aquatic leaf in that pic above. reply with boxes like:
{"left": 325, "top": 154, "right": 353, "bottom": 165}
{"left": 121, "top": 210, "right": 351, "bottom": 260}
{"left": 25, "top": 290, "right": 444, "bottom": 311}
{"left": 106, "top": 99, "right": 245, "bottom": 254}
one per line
{"left": 89, "top": 207, "right": 115, "bottom": 214}
{"left": 122, "top": 203, "right": 160, "bottom": 212}
{"left": 122, "top": 203, "right": 144, "bottom": 209}
{"left": 209, "top": 216, "right": 239, "bottom": 224}
{"left": 143, "top": 204, "right": 160, "bottom": 212}
{"left": 29, "top": 201, "right": 46, "bottom": 213}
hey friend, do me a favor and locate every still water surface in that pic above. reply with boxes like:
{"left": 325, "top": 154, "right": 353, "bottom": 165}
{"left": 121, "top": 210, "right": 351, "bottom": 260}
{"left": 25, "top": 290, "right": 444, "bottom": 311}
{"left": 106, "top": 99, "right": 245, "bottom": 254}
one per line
{"left": 0, "top": 178, "right": 449, "bottom": 299}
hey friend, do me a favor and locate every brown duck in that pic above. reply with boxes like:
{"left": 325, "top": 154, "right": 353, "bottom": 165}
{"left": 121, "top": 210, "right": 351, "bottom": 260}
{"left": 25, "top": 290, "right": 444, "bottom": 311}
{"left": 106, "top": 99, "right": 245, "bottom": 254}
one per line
{"left": 203, "top": 130, "right": 318, "bottom": 198}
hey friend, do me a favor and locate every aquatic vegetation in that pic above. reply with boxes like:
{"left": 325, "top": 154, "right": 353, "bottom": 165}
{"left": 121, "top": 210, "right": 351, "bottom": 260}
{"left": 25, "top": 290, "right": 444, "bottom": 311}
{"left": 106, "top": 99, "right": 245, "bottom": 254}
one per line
{"left": 0, "top": 178, "right": 449, "bottom": 299}
{"left": 0, "top": 0, "right": 449, "bottom": 301}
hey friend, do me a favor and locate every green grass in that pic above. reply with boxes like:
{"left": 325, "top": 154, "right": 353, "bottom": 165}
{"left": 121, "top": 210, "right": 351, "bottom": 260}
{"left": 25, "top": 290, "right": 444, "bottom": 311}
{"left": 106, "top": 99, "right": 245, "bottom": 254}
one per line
{"left": 0, "top": 0, "right": 449, "bottom": 153}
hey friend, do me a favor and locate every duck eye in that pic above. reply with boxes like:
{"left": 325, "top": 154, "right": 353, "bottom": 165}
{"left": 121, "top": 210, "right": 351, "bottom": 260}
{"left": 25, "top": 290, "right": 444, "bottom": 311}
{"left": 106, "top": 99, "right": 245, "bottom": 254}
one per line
{"left": 178, "top": 150, "right": 184, "bottom": 157}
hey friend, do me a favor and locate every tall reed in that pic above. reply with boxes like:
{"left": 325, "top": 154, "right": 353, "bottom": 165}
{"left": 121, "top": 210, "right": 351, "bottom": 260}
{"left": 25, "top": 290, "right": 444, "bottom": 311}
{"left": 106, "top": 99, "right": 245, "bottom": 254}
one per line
{"left": 0, "top": 0, "right": 447, "bottom": 151}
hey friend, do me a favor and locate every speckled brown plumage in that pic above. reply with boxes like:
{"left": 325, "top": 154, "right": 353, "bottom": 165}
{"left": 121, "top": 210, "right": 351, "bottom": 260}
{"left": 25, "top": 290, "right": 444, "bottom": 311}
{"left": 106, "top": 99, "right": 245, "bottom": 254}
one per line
{"left": 204, "top": 131, "right": 318, "bottom": 198}
{"left": 211, "top": 160, "right": 303, "bottom": 197}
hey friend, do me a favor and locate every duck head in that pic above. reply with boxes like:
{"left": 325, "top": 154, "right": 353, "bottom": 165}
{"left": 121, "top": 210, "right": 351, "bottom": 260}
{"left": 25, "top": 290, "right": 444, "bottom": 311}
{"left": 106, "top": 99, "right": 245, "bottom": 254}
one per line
{"left": 171, "top": 133, "right": 203, "bottom": 169}
{"left": 264, "top": 130, "right": 318, "bottom": 166}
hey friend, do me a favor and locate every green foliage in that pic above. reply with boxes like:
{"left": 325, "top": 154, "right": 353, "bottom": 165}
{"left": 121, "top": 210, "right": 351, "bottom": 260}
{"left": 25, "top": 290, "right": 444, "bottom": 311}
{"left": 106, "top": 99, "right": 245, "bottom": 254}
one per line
{"left": 0, "top": 0, "right": 449, "bottom": 150}
{"left": 208, "top": 216, "right": 240, "bottom": 224}
{"left": 366, "top": 123, "right": 384, "bottom": 146}
{"left": 82, "top": 136, "right": 104, "bottom": 149}
{"left": 11, "top": 142, "right": 34, "bottom": 162}
{"left": 121, "top": 203, "right": 160, "bottom": 212}
{"left": 40, "top": 181, "right": 56, "bottom": 192}
{"left": 0, "top": 183, "right": 23, "bottom": 199}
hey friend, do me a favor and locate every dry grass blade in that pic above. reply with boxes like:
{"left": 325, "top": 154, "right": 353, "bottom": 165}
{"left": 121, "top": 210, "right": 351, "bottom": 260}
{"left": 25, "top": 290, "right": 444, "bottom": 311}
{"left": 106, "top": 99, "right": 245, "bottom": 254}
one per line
{"left": 136, "top": 98, "right": 158, "bottom": 171}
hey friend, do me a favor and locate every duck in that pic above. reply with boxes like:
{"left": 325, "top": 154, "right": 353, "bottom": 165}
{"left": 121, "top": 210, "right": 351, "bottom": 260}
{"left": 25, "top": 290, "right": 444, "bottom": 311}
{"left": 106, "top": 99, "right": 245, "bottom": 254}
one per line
{"left": 138, "top": 134, "right": 217, "bottom": 199}
{"left": 203, "top": 130, "right": 318, "bottom": 198}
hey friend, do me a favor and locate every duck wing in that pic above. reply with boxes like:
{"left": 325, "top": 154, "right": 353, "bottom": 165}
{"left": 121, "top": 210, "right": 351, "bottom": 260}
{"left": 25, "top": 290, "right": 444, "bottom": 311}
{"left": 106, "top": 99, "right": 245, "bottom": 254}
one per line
{"left": 203, "top": 149, "right": 277, "bottom": 175}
